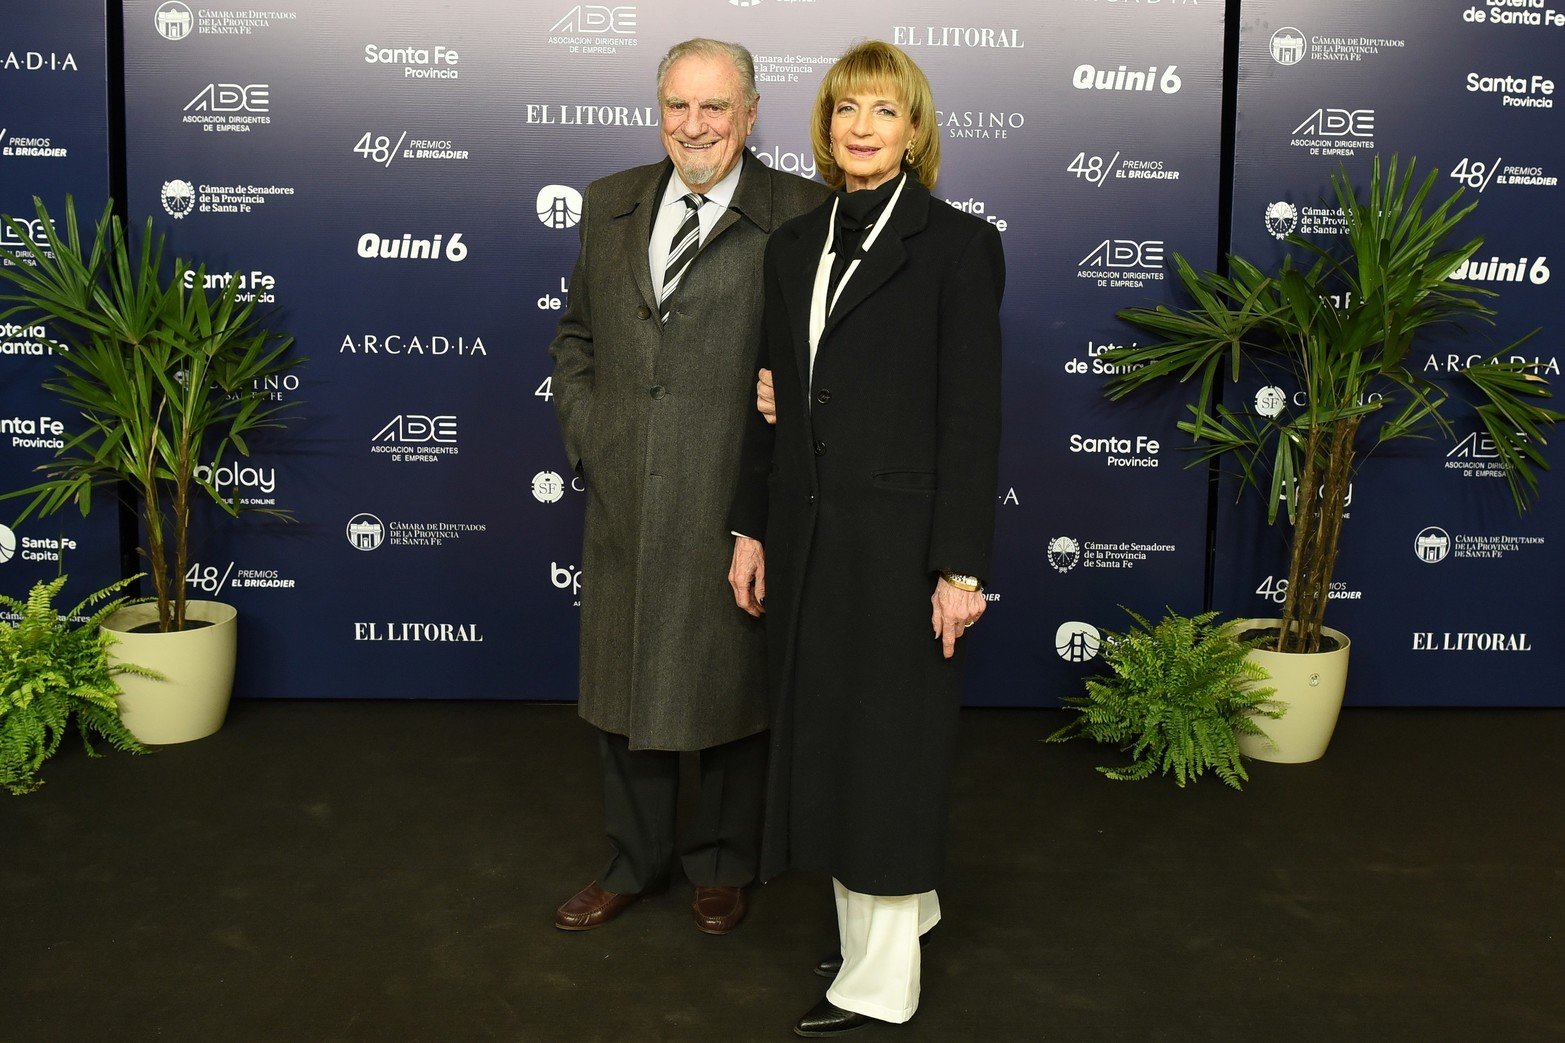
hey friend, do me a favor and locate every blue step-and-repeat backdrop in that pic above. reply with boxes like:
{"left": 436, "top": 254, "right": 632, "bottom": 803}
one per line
{"left": 1, "top": 1, "right": 1558, "bottom": 707}
{"left": 0, "top": 0, "right": 120, "bottom": 614}
{"left": 1223, "top": 1, "right": 1564, "bottom": 706}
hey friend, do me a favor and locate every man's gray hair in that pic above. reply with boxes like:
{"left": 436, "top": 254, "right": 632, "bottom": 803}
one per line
{"left": 656, "top": 38, "right": 758, "bottom": 103}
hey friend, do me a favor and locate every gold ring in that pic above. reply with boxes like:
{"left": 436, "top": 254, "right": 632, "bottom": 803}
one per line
{"left": 963, "top": 622, "right": 973, "bottom": 629}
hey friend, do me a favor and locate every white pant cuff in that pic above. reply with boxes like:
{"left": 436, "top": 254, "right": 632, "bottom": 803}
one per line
{"left": 825, "top": 989, "right": 917, "bottom": 1025}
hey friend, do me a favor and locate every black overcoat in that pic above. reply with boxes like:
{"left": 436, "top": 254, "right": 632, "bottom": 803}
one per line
{"left": 729, "top": 177, "right": 1004, "bottom": 895}
{"left": 551, "top": 155, "right": 828, "bottom": 751}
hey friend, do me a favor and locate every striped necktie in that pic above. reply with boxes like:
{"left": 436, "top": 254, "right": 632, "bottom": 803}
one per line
{"left": 659, "top": 193, "right": 706, "bottom": 324}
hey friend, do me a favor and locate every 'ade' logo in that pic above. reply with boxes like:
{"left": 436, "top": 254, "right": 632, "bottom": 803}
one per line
{"left": 374, "top": 415, "right": 457, "bottom": 443}
{"left": 1293, "top": 108, "right": 1375, "bottom": 137}
{"left": 1448, "top": 432, "right": 1500, "bottom": 460}
{"left": 1078, "top": 240, "right": 1165, "bottom": 269}
{"left": 0, "top": 217, "right": 54, "bottom": 248}
{"left": 185, "top": 84, "right": 269, "bottom": 113}
{"left": 551, "top": 6, "right": 637, "bottom": 33}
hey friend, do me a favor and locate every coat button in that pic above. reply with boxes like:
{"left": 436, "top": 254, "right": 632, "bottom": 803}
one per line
{"left": 816, "top": 389, "right": 832, "bottom": 405}
{"left": 813, "top": 440, "right": 827, "bottom": 456}
{"left": 636, "top": 305, "right": 652, "bottom": 320}
{"left": 807, "top": 493, "right": 816, "bottom": 504}
{"left": 650, "top": 385, "right": 666, "bottom": 399}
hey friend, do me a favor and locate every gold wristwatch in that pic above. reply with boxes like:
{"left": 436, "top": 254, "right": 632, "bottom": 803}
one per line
{"left": 940, "top": 571, "right": 982, "bottom": 592}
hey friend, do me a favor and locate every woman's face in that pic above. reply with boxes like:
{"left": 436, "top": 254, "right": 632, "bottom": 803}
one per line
{"left": 829, "top": 87, "right": 916, "bottom": 192}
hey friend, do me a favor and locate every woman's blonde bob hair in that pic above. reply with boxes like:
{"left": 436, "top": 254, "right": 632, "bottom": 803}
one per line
{"left": 811, "top": 40, "right": 940, "bottom": 190}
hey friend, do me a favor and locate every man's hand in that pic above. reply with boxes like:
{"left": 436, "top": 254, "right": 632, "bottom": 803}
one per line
{"left": 756, "top": 368, "right": 777, "bottom": 426}
{"left": 931, "top": 576, "right": 986, "bottom": 659}
{"left": 729, "top": 536, "right": 766, "bottom": 617}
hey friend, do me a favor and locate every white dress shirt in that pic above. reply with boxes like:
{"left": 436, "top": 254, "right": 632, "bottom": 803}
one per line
{"left": 648, "top": 157, "right": 744, "bottom": 301}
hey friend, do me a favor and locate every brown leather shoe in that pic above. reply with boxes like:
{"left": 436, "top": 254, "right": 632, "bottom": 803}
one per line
{"left": 554, "top": 881, "right": 638, "bottom": 931}
{"left": 691, "top": 885, "right": 747, "bottom": 935}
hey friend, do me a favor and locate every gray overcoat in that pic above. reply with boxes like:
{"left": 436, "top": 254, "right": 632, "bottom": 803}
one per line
{"left": 550, "top": 153, "right": 828, "bottom": 752}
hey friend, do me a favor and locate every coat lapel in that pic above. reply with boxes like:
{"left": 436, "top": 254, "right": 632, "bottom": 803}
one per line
{"left": 707, "top": 150, "right": 775, "bottom": 248}
{"left": 776, "top": 204, "right": 832, "bottom": 392}
{"left": 607, "top": 159, "right": 670, "bottom": 315}
{"left": 644, "top": 153, "right": 769, "bottom": 319}
{"left": 820, "top": 178, "right": 931, "bottom": 342}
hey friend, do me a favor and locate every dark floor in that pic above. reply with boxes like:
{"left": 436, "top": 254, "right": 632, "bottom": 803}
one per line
{"left": 3, "top": 703, "right": 1562, "bottom": 1042}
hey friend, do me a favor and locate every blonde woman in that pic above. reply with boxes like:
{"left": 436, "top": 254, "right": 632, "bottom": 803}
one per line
{"left": 728, "top": 40, "right": 1004, "bottom": 1036}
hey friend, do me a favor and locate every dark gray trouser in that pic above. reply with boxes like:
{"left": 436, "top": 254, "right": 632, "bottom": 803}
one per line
{"left": 598, "top": 728, "right": 767, "bottom": 894}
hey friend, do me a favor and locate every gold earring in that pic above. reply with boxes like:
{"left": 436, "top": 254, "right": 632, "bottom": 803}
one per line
{"left": 905, "top": 139, "right": 915, "bottom": 162}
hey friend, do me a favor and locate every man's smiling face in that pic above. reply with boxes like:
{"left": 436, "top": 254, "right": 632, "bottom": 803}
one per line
{"left": 658, "top": 53, "right": 757, "bottom": 194}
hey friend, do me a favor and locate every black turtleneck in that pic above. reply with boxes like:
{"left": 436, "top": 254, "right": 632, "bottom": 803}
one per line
{"left": 827, "top": 174, "right": 902, "bottom": 302}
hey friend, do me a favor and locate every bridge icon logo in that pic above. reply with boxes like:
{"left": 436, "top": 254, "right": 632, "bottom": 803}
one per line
{"left": 536, "top": 185, "right": 583, "bottom": 229}
{"left": 1055, "top": 621, "right": 1102, "bottom": 663}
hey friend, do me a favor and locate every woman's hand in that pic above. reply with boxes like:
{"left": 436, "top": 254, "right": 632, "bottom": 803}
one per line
{"left": 756, "top": 368, "right": 777, "bottom": 425}
{"left": 729, "top": 536, "right": 766, "bottom": 617}
{"left": 931, "top": 576, "right": 986, "bottom": 659}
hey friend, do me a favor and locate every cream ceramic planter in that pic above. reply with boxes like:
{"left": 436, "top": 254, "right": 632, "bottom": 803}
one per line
{"left": 103, "top": 600, "right": 238, "bottom": 745}
{"left": 1231, "top": 618, "right": 1351, "bottom": 764}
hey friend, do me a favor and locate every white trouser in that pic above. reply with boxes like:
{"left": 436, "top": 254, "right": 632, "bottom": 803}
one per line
{"left": 826, "top": 879, "right": 942, "bottom": 1024}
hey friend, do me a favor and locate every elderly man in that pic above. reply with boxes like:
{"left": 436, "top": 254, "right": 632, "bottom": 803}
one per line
{"left": 549, "top": 38, "right": 827, "bottom": 935}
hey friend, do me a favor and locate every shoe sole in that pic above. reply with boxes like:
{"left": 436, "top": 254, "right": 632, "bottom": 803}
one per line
{"left": 793, "top": 1023, "right": 872, "bottom": 1038}
{"left": 554, "top": 908, "right": 633, "bottom": 931}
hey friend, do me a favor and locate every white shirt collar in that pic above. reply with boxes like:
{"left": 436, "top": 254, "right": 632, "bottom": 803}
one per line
{"left": 659, "top": 153, "right": 744, "bottom": 213}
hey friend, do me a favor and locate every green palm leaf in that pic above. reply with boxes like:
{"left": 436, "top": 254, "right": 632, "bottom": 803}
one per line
{"left": 0, "top": 197, "right": 305, "bottom": 632}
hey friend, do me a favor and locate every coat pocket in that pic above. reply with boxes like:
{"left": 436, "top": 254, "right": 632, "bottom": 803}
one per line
{"left": 870, "top": 469, "right": 937, "bottom": 492}
{"left": 573, "top": 395, "right": 599, "bottom": 473}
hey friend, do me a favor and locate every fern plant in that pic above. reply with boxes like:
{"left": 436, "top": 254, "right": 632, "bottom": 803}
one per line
{"left": 1049, "top": 609, "right": 1283, "bottom": 790}
{"left": 0, "top": 575, "right": 156, "bottom": 794}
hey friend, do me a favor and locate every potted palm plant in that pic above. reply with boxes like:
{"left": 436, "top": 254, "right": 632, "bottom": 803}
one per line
{"left": 0, "top": 197, "right": 301, "bottom": 744}
{"left": 1102, "top": 157, "right": 1559, "bottom": 762}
